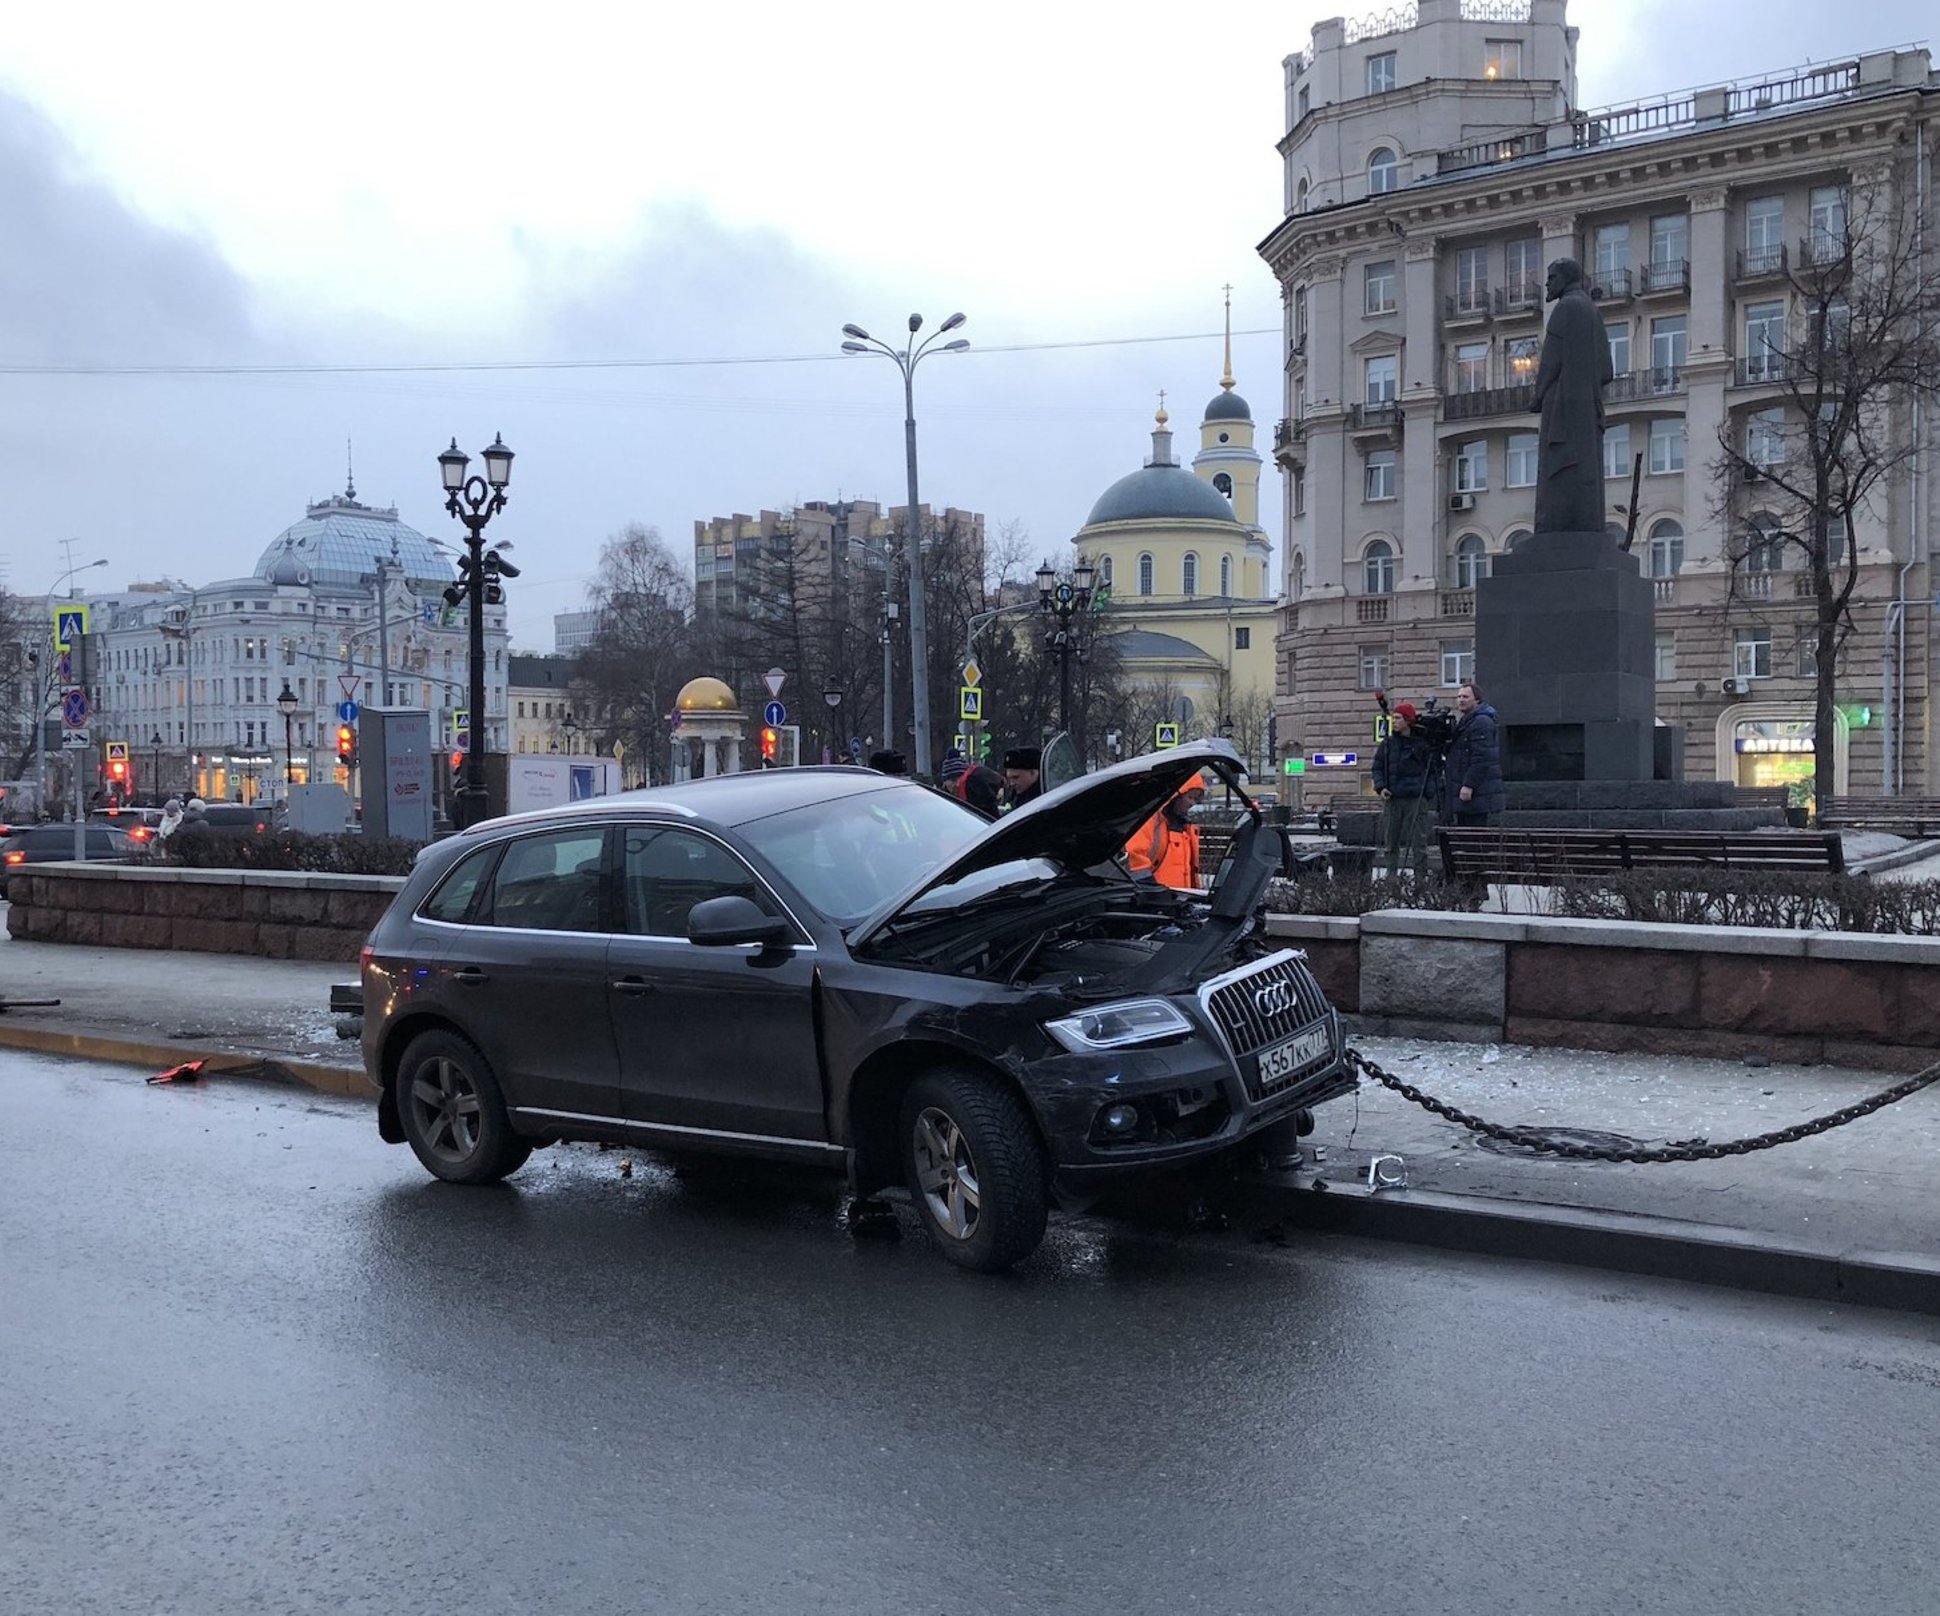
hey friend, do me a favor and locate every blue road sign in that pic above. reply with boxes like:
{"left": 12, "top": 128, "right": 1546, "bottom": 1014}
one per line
{"left": 61, "top": 688, "right": 90, "bottom": 728}
{"left": 337, "top": 700, "right": 359, "bottom": 722}
{"left": 763, "top": 700, "right": 787, "bottom": 727}
{"left": 848, "top": 737, "right": 864, "bottom": 759}
{"left": 55, "top": 609, "right": 87, "bottom": 648}
{"left": 1309, "top": 751, "right": 1359, "bottom": 767}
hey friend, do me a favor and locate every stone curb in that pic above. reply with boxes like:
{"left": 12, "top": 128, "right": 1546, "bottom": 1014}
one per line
{"left": 0, "top": 1021, "right": 375, "bottom": 1099}
{"left": 1849, "top": 838, "right": 1940, "bottom": 876}
{"left": 1237, "top": 1173, "right": 1940, "bottom": 1318}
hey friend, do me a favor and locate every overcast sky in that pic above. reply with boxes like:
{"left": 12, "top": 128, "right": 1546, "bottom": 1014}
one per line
{"left": 0, "top": 0, "right": 1928, "bottom": 648}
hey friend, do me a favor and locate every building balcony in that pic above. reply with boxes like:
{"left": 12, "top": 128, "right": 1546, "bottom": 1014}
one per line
{"left": 1734, "top": 353, "right": 1791, "bottom": 387}
{"left": 1273, "top": 417, "right": 1307, "bottom": 468}
{"left": 1349, "top": 402, "right": 1402, "bottom": 445}
{"left": 1494, "top": 280, "right": 1543, "bottom": 319}
{"left": 1739, "top": 571, "right": 1777, "bottom": 599}
{"left": 1440, "top": 589, "right": 1476, "bottom": 618}
{"left": 1443, "top": 288, "right": 1492, "bottom": 326}
{"left": 1640, "top": 259, "right": 1691, "bottom": 298}
{"left": 1356, "top": 597, "right": 1391, "bottom": 624}
{"left": 1436, "top": 128, "right": 1549, "bottom": 177}
{"left": 1444, "top": 381, "right": 1536, "bottom": 422}
{"left": 1607, "top": 368, "right": 1685, "bottom": 403}
{"left": 1736, "top": 243, "right": 1788, "bottom": 283}
{"left": 1653, "top": 578, "right": 1678, "bottom": 604}
{"left": 1593, "top": 267, "right": 1634, "bottom": 304}
{"left": 1798, "top": 234, "right": 1852, "bottom": 273}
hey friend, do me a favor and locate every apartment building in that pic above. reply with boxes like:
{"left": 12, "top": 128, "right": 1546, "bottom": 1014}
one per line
{"left": 1260, "top": 0, "right": 1936, "bottom": 806}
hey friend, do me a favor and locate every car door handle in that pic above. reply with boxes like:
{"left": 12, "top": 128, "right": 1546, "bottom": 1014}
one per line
{"left": 453, "top": 967, "right": 489, "bottom": 987}
{"left": 611, "top": 976, "right": 655, "bottom": 996}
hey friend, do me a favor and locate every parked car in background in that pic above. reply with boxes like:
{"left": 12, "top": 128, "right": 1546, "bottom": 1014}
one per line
{"left": 359, "top": 742, "right": 1352, "bottom": 1272}
{"left": 0, "top": 822, "right": 136, "bottom": 897}
{"left": 197, "top": 804, "right": 273, "bottom": 836}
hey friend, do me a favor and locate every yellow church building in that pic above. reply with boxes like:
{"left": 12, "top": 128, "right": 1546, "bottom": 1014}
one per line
{"left": 1072, "top": 330, "right": 1280, "bottom": 772}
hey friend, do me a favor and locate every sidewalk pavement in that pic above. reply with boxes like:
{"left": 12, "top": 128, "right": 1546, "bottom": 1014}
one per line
{"left": 4, "top": 916, "right": 1935, "bottom": 1313}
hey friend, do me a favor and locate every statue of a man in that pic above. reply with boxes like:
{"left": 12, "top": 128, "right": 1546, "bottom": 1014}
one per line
{"left": 1531, "top": 257, "right": 1614, "bottom": 535}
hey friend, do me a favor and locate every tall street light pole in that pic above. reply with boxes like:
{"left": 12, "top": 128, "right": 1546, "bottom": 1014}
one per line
{"left": 437, "top": 435, "right": 517, "bottom": 828}
{"left": 1036, "top": 556, "right": 1097, "bottom": 741}
{"left": 841, "top": 312, "right": 969, "bottom": 779}
{"left": 277, "top": 683, "right": 300, "bottom": 788}
{"left": 36, "top": 556, "right": 107, "bottom": 819}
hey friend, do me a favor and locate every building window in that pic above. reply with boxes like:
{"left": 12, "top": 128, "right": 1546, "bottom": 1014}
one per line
{"left": 1808, "top": 185, "right": 1848, "bottom": 261}
{"left": 1367, "top": 50, "right": 1397, "bottom": 94}
{"left": 1794, "top": 632, "right": 1819, "bottom": 678}
{"left": 1453, "top": 341, "right": 1488, "bottom": 393}
{"left": 1594, "top": 223, "right": 1629, "bottom": 279}
{"left": 1505, "top": 527, "right": 1534, "bottom": 552}
{"left": 1648, "top": 417, "right": 1685, "bottom": 475}
{"left": 1363, "top": 540, "right": 1396, "bottom": 595}
{"left": 1454, "top": 244, "right": 1487, "bottom": 310}
{"left": 1483, "top": 38, "right": 1522, "bottom": 77}
{"left": 1137, "top": 553, "right": 1154, "bottom": 596}
{"left": 1365, "top": 449, "right": 1397, "bottom": 502}
{"left": 1734, "top": 627, "right": 1773, "bottom": 680}
{"left": 1293, "top": 284, "right": 1308, "bottom": 349}
{"left": 1650, "top": 212, "right": 1688, "bottom": 270}
{"left": 1182, "top": 552, "right": 1199, "bottom": 597}
{"left": 1296, "top": 177, "right": 1309, "bottom": 213}
{"left": 1293, "top": 469, "right": 1306, "bottom": 516}
{"left": 1364, "top": 353, "right": 1398, "bottom": 403}
{"left": 1364, "top": 258, "right": 1397, "bottom": 315}
{"left": 1648, "top": 519, "right": 1685, "bottom": 578}
{"left": 1654, "top": 631, "right": 1677, "bottom": 682}
{"left": 1441, "top": 639, "right": 1475, "bottom": 686}
{"left": 1297, "top": 84, "right": 1310, "bottom": 120}
{"left": 1220, "top": 554, "right": 1233, "bottom": 595}
{"left": 1745, "top": 196, "right": 1784, "bottom": 265}
{"left": 1358, "top": 645, "right": 1389, "bottom": 690}
{"left": 1745, "top": 513, "right": 1784, "bottom": 572}
{"left": 1602, "top": 421, "right": 1632, "bottom": 480}
{"left": 1506, "top": 335, "right": 1540, "bottom": 384}
{"left": 1505, "top": 237, "right": 1541, "bottom": 303}
{"left": 1747, "top": 409, "right": 1786, "bottom": 468}
{"left": 1507, "top": 431, "right": 1538, "bottom": 488}
{"left": 1234, "top": 626, "right": 1251, "bottom": 650}
{"left": 1454, "top": 440, "right": 1488, "bottom": 494}
{"left": 1454, "top": 534, "right": 1489, "bottom": 589}
{"left": 1650, "top": 315, "right": 1686, "bottom": 387}
{"left": 1213, "top": 472, "right": 1233, "bottom": 501}
{"left": 1744, "top": 300, "right": 1785, "bottom": 379}
{"left": 1606, "top": 320, "right": 1631, "bottom": 376}
{"left": 1367, "top": 147, "right": 1399, "bottom": 195}
{"left": 1292, "top": 551, "right": 1306, "bottom": 599}
{"left": 1099, "top": 554, "right": 1113, "bottom": 588}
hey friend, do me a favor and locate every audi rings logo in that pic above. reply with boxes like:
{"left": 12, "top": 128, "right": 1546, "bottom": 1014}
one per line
{"left": 1253, "top": 980, "right": 1295, "bottom": 1018}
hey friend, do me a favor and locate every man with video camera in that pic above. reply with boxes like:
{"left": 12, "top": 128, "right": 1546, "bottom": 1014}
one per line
{"left": 1372, "top": 702, "right": 1435, "bottom": 878}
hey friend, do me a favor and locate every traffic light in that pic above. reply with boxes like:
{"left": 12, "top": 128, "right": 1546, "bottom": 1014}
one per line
{"left": 978, "top": 731, "right": 993, "bottom": 760}
{"left": 336, "top": 723, "right": 356, "bottom": 763}
{"left": 760, "top": 726, "right": 779, "bottom": 765}
{"left": 106, "top": 756, "right": 129, "bottom": 789}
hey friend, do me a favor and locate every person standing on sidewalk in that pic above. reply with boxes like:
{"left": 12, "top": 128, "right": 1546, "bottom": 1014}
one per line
{"left": 1440, "top": 679, "right": 1504, "bottom": 826}
{"left": 1372, "top": 703, "right": 1435, "bottom": 878}
{"left": 1125, "top": 775, "right": 1207, "bottom": 890}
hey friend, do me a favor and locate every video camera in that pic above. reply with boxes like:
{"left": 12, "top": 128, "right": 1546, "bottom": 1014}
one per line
{"left": 1374, "top": 689, "right": 1457, "bottom": 754}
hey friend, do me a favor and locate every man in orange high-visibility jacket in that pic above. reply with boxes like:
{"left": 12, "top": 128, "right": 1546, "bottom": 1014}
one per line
{"left": 1125, "top": 774, "right": 1208, "bottom": 889}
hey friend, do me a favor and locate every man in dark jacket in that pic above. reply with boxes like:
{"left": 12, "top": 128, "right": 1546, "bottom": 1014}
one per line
{"left": 1440, "top": 679, "right": 1504, "bottom": 825}
{"left": 1372, "top": 702, "right": 1435, "bottom": 877}
{"left": 1001, "top": 747, "right": 1043, "bottom": 811}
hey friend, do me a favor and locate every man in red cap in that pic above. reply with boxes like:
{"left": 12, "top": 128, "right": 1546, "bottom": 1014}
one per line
{"left": 1372, "top": 702, "right": 1435, "bottom": 879}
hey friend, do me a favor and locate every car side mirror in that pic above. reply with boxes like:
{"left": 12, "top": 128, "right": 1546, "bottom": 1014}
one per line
{"left": 687, "top": 894, "right": 793, "bottom": 950}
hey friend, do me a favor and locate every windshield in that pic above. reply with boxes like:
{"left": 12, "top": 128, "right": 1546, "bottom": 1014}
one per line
{"left": 739, "top": 787, "right": 988, "bottom": 925}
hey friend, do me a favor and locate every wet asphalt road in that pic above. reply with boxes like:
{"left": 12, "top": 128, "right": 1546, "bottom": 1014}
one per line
{"left": 5, "top": 1049, "right": 1939, "bottom": 1616}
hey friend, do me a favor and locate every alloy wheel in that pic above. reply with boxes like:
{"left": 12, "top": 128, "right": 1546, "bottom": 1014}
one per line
{"left": 409, "top": 1057, "right": 482, "bottom": 1165}
{"left": 912, "top": 1105, "right": 982, "bottom": 1241}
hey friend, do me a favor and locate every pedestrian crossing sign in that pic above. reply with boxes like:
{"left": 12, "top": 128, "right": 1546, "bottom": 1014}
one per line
{"left": 52, "top": 605, "right": 90, "bottom": 649}
{"left": 1154, "top": 722, "right": 1180, "bottom": 749}
{"left": 959, "top": 686, "right": 982, "bottom": 721}
{"left": 1374, "top": 715, "right": 1391, "bottom": 742}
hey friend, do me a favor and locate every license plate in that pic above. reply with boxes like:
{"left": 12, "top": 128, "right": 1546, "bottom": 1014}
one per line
{"left": 1257, "top": 1022, "right": 1332, "bottom": 1086}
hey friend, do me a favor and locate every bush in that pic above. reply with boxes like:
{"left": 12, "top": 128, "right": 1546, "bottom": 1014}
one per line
{"left": 1543, "top": 869, "right": 1940, "bottom": 935}
{"left": 1265, "top": 871, "right": 1483, "bottom": 917}
{"left": 155, "top": 830, "right": 421, "bottom": 876}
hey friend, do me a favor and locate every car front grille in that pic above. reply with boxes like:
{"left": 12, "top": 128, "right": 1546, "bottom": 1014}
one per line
{"left": 1200, "top": 949, "right": 1332, "bottom": 1059}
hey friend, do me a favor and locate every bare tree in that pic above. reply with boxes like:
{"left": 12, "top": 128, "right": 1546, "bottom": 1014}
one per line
{"left": 574, "top": 524, "right": 695, "bottom": 786}
{"left": 1708, "top": 157, "right": 1940, "bottom": 805}
{"left": 0, "top": 588, "right": 42, "bottom": 780}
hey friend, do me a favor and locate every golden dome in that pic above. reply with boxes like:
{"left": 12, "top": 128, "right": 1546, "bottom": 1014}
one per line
{"left": 675, "top": 676, "right": 739, "bottom": 713}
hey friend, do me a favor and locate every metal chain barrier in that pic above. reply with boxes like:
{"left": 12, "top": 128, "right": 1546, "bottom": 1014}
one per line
{"left": 1344, "top": 1046, "right": 1940, "bottom": 1164}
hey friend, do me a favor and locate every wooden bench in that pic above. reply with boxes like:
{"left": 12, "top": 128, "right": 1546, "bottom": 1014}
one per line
{"left": 1819, "top": 796, "right": 1940, "bottom": 836}
{"left": 1437, "top": 827, "right": 1846, "bottom": 884}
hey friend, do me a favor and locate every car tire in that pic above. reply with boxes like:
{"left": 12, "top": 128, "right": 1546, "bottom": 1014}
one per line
{"left": 395, "top": 1029, "right": 532, "bottom": 1185}
{"left": 900, "top": 1068, "right": 1048, "bottom": 1273}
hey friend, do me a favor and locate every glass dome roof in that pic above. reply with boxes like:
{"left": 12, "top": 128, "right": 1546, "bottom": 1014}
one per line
{"left": 253, "top": 493, "right": 455, "bottom": 590}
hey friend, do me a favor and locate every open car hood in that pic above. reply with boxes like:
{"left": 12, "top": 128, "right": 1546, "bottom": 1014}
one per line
{"left": 847, "top": 739, "right": 1243, "bottom": 949}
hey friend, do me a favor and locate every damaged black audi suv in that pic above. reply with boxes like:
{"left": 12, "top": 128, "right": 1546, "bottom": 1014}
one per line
{"left": 359, "top": 740, "right": 1352, "bottom": 1270}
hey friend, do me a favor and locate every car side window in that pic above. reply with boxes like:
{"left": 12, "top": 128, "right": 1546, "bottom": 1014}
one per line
{"left": 477, "top": 828, "right": 608, "bottom": 933}
{"left": 621, "top": 827, "right": 779, "bottom": 939}
{"left": 421, "top": 845, "right": 499, "bottom": 924}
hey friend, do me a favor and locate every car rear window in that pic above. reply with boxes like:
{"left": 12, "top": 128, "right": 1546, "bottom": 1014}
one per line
{"left": 421, "top": 845, "right": 498, "bottom": 924}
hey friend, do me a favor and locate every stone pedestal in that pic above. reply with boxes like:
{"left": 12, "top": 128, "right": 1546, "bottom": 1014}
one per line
{"left": 1476, "top": 531, "right": 1683, "bottom": 783}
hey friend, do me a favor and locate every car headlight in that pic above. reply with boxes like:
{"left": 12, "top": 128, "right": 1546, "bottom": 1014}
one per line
{"left": 1044, "top": 998, "right": 1197, "bottom": 1054}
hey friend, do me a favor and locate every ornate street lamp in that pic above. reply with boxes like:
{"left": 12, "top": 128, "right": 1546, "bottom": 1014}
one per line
{"left": 1037, "top": 556, "right": 1097, "bottom": 738}
{"left": 437, "top": 434, "right": 518, "bottom": 827}
{"left": 149, "top": 731, "right": 163, "bottom": 803}
{"left": 276, "top": 683, "right": 300, "bottom": 786}
{"left": 839, "top": 311, "right": 969, "bottom": 777}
